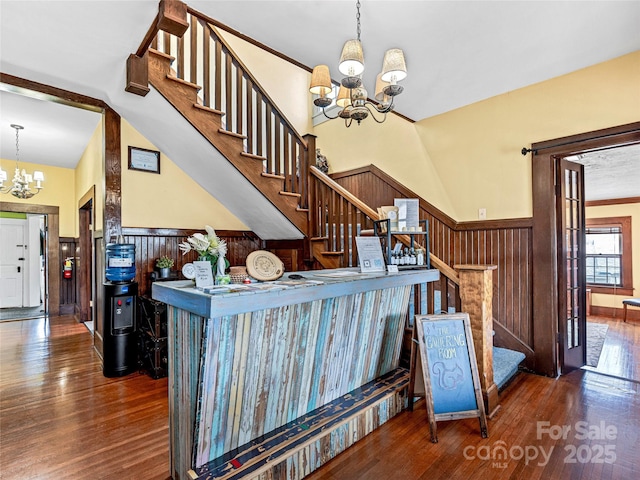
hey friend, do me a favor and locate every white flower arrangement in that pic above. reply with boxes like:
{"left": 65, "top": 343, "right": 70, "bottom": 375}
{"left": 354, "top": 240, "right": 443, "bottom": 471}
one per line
{"left": 179, "top": 225, "right": 227, "bottom": 262}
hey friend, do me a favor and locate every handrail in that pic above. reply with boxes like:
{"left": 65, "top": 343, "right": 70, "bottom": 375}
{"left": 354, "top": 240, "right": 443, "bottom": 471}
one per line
{"left": 311, "top": 166, "right": 378, "bottom": 219}
{"left": 152, "top": 7, "right": 310, "bottom": 205}
{"left": 192, "top": 11, "right": 307, "bottom": 147}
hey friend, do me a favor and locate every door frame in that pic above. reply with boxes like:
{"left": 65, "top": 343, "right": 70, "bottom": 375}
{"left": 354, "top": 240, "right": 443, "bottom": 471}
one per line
{"left": 0, "top": 202, "right": 60, "bottom": 316}
{"left": 78, "top": 186, "right": 95, "bottom": 323}
{"left": 531, "top": 121, "right": 640, "bottom": 377}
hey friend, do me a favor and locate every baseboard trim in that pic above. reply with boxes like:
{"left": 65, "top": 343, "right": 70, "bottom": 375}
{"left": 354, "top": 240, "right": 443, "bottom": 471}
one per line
{"left": 591, "top": 305, "right": 640, "bottom": 321}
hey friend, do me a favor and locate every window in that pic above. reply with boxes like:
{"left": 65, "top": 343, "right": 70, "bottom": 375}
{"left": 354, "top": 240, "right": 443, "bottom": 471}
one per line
{"left": 585, "top": 216, "right": 633, "bottom": 295}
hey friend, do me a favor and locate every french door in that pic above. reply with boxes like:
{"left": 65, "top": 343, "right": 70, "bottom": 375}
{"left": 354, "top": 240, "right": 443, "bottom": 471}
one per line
{"left": 556, "top": 157, "right": 586, "bottom": 373}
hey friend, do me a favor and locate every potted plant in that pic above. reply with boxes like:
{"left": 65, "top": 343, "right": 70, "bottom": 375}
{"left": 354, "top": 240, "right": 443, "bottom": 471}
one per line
{"left": 155, "top": 255, "right": 174, "bottom": 278}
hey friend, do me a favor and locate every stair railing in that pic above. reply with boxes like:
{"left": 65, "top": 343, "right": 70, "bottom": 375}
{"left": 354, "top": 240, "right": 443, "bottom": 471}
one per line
{"left": 152, "top": 7, "right": 309, "bottom": 208}
{"left": 309, "top": 166, "right": 459, "bottom": 284}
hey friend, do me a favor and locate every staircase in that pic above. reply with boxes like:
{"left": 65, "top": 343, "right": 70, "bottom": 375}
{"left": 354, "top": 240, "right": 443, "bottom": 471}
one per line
{"left": 125, "top": 4, "right": 529, "bottom": 394}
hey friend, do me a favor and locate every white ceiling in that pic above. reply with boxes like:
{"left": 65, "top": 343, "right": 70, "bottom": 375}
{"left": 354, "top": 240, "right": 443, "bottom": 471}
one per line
{"left": 1, "top": 0, "right": 639, "bottom": 199}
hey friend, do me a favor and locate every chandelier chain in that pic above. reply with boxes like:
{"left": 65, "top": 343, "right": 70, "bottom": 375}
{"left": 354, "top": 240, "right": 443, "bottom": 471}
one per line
{"left": 15, "top": 126, "right": 20, "bottom": 165}
{"left": 356, "top": 0, "right": 361, "bottom": 42}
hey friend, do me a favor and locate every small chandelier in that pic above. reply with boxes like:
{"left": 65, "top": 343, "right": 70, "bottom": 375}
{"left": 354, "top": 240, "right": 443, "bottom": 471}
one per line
{"left": 309, "top": 0, "right": 407, "bottom": 127}
{"left": 0, "top": 124, "right": 44, "bottom": 199}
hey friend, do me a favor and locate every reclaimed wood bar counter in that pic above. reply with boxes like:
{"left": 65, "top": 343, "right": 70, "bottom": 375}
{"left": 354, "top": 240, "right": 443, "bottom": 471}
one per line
{"left": 153, "top": 268, "right": 439, "bottom": 480}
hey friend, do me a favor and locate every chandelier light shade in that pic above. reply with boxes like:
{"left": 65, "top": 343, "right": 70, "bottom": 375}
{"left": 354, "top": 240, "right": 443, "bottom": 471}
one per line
{"left": 381, "top": 48, "right": 407, "bottom": 83}
{"left": 309, "top": 0, "right": 407, "bottom": 127}
{"left": 0, "top": 124, "right": 45, "bottom": 199}
{"left": 338, "top": 39, "right": 365, "bottom": 77}
{"left": 309, "top": 65, "right": 333, "bottom": 96}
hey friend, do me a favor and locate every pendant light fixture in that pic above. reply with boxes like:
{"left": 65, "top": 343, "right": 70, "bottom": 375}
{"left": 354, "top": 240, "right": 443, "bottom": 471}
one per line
{"left": 0, "top": 124, "right": 45, "bottom": 199}
{"left": 309, "top": 0, "right": 407, "bottom": 126}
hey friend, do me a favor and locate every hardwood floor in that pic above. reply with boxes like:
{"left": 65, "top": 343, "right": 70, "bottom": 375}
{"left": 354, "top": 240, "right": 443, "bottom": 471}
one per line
{"left": 585, "top": 314, "right": 639, "bottom": 382}
{"left": 1, "top": 314, "right": 638, "bottom": 480}
{"left": 0, "top": 316, "right": 169, "bottom": 479}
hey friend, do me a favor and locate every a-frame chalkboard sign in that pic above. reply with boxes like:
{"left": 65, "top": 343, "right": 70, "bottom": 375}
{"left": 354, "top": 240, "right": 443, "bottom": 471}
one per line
{"left": 415, "top": 313, "right": 488, "bottom": 443}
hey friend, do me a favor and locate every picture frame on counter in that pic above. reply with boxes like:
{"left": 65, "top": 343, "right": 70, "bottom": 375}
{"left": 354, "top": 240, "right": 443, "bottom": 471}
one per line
{"left": 128, "top": 146, "right": 160, "bottom": 174}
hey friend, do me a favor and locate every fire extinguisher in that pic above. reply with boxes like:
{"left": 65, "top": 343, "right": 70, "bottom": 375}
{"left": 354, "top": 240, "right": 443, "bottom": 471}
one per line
{"left": 63, "top": 257, "right": 73, "bottom": 279}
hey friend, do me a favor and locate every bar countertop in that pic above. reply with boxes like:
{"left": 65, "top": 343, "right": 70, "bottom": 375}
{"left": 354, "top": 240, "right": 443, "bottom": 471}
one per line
{"left": 152, "top": 267, "right": 439, "bottom": 318}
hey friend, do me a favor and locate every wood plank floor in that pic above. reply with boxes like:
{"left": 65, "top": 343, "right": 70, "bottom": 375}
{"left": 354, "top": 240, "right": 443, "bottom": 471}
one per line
{"left": 585, "top": 314, "right": 639, "bottom": 382}
{"left": 1, "top": 314, "right": 638, "bottom": 479}
{"left": 0, "top": 316, "right": 170, "bottom": 480}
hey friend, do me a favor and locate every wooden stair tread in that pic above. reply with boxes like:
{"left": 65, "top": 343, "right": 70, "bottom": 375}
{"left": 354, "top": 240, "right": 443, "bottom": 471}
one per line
{"left": 295, "top": 207, "right": 309, "bottom": 213}
{"left": 320, "top": 251, "right": 344, "bottom": 256}
{"left": 165, "top": 74, "right": 202, "bottom": 91}
{"left": 149, "top": 48, "right": 175, "bottom": 62}
{"left": 279, "top": 191, "right": 301, "bottom": 198}
{"left": 193, "top": 103, "right": 225, "bottom": 116}
{"left": 310, "top": 236, "right": 328, "bottom": 242}
{"left": 218, "top": 128, "right": 246, "bottom": 140}
{"left": 241, "top": 152, "right": 267, "bottom": 162}
{"left": 261, "top": 172, "right": 285, "bottom": 180}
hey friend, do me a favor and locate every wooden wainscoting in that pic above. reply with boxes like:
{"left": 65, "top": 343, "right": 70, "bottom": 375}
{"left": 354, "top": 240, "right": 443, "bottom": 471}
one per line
{"left": 331, "top": 165, "right": 534, "bottom": 366}
{"left": 121, "top": 228, "right": 265, "bottom": 297}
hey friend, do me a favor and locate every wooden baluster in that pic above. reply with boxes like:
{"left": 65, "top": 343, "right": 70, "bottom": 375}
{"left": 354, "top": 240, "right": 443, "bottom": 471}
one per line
{"left": 246, "top": 80, "right": 254, "bottom": 154}
{"left": 225, "top": 53, "right": 232, "bottom": 131}
{"left": 256, "top": 92, "right": 263, "bottom": 159}
{"left": 202, "top": 22, "right": 210, "bottom": 107}
{"left": 350, "top": 204, "right": 358, "bottom": 267}
{"left": 177, "top": 32, "right": 185, "bottom": 79}
{"left": 163, "top": 31, "right": 171, "bottom": 56}
{"left": 236, "top": 66, "right": 243, "bottom": 135}
{"left": 283, "top": 130, "right": 290, "bottom": 192}
{"left": 342, "top": 197, "right": 349, "bottom": 265}
{"left": 265, "top": 103, "right": 272, "bottom": 173}
{"left": 274, "top": 114, "right": 281, "bottom": 177}
{"left": 189, "top": 14, "right": 197, "bottom": 85}
{"left": 214, "top": 41, "right": 222, "bottom": 111}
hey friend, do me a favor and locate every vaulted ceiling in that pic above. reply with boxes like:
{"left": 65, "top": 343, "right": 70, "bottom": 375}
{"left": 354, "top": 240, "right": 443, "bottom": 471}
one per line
{"left": 1, "top": 1, "right": 639, "bottom": 200}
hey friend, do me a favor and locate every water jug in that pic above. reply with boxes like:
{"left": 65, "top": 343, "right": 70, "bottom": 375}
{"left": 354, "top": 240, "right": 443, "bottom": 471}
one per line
{"left": 105, "top": 243, "right": 136, "bottom": 283}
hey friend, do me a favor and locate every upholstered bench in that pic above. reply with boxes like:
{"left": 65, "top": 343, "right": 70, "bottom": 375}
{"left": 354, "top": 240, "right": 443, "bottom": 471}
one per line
{"left": 623, "top": 298, "right": 640, "bottom": 322}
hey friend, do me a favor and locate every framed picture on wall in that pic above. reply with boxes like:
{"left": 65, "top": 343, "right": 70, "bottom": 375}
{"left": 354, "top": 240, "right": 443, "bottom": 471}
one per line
{"left": 128, "top": 146, "right": 160, "bottom": 174}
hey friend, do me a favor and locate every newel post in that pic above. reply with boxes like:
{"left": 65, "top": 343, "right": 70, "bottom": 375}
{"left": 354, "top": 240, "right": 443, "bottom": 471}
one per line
{"left": 455, "top": 264, "right": 499, "bottom": 417}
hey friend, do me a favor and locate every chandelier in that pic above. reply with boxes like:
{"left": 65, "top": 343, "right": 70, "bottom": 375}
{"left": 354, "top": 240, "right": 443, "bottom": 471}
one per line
{"left": 0, "top": 124, "right": 44, "bottom": 199}
{"left": 309, "top": 0, "right": 407, "bottom": 127}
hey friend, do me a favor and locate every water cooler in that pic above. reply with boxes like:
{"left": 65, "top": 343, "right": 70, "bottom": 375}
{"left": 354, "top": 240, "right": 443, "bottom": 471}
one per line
{"left": 102, "top": 243, "right": 137, "bottom": 377}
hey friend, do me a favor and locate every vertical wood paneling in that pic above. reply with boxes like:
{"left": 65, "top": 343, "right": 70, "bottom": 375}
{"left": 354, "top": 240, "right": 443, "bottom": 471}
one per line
{"left": 120, "top": 229, "right": 263, "bottom": 297}
{"left": 331, "top": 166, "right": 534, "bottom": 351}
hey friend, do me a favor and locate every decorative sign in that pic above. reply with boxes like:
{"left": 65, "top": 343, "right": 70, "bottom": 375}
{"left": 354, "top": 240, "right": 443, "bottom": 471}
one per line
{"left": 128, "top": 146, "right": 161, "bottom": 173}
{"left": 415, "top": 313, "right": 488, "bottom": 442}
{"left": 394, "top": 198, "right": 419, "bottom": 231}
{"left": 355, "top": 236, "right": 386, "bottom": 273}
{"left": 193, "top": 260, "right": 214, "bottom": 288}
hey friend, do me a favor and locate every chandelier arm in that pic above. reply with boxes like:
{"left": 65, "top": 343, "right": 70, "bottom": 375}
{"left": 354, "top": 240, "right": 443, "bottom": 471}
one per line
{"left": 321, "top": 107, "right": 341, "bottom": 120}
{"left": 363, "top": 103, "right": 389, "bottom": 124}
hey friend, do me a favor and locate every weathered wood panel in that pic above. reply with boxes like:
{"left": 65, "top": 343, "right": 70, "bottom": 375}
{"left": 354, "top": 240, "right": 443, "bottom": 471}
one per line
{"left": 193, "top": 285, "right": 412, "bottom": 466}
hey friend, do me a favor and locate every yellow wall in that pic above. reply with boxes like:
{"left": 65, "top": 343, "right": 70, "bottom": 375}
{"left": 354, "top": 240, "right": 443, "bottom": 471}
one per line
{"left": 219, "top": 29, "right": 313, "bottom": 138}
{"left": 120, "top": 119, "right": 247, "bottom": 230}
{"left": 0, "top": 158, "right": 76, "bottom": 236}
{"left": 312, "top": 51, "right": 640, "bottom": 222}
{"left": 314, "top": 112, "right": 457, "bottom": 217}
{"left": 587, "top": 201, "right": 640, "bottom": 311}
{"left": 75, "top": 118, "right": 104, "bottom": 235}
{"left": 415, "top": 51, "right": 640, "bottom": 221}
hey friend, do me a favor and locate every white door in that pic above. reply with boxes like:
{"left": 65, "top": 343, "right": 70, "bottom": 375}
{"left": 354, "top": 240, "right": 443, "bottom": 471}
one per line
{"left": 0, "top": 218, "right": 26, "bottom": 308}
